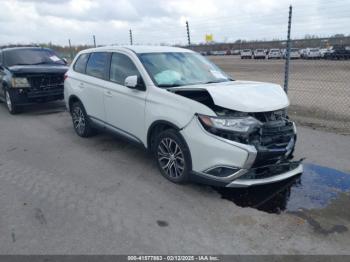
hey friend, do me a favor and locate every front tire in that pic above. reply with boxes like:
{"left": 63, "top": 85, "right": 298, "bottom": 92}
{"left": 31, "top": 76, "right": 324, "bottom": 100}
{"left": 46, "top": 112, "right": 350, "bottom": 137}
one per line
{"left": 70, "top": 101, "right": 95, "bottom": 137}
{"left": 154, "top": 129, "right": 192, "bottom": 184}
{"left": 5, "top": 90, "right": 20, "bottom": 114}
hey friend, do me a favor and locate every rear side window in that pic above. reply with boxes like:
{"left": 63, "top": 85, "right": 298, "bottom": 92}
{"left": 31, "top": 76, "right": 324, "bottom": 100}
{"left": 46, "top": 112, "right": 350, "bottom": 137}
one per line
{"left": 74, "top": 53, "right": 90, "bottom": 74}
{"left": 86, "top": 52, "right": 109, "bottom": 79}
{"left": 109, "top": 53, "right": 140, "bottom": 85}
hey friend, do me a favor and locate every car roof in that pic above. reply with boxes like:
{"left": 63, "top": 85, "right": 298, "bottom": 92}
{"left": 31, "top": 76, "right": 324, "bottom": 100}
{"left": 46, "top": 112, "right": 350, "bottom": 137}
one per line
{"left": 1, "top": 46, "right": 51, "bottom": 52}
{"left": 80, "top": 45, "right": 193, "bottom": 54}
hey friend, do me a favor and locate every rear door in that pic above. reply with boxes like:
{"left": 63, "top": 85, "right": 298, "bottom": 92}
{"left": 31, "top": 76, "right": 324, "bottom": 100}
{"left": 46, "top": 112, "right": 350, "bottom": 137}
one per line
{"left": 73, "top": 52, "right": 109, "bottom": 121}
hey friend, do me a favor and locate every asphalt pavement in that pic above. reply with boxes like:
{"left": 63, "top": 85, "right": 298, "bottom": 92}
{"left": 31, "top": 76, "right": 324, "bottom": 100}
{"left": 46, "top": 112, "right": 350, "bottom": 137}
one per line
{"left": 0, "top": 102, "right": 349, "bottom": 254}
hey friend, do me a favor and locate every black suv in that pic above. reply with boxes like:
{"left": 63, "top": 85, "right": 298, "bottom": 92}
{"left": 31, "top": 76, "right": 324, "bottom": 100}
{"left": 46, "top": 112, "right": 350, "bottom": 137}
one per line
{"left": 0, "top": 47, "right": 68, "bottom": 114}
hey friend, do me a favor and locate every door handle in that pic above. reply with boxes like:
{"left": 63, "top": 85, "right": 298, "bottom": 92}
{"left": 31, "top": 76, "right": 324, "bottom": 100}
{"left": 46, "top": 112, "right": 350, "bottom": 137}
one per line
{"left": 105, "top": 90, "right": 113, "bottom": 97}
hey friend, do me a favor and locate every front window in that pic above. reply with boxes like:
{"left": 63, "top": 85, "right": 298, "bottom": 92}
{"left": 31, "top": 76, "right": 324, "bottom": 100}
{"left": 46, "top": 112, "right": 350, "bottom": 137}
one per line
{"left": 138, "top": 52, "right": 232, "bottom": 87}
{"left": 4, "top": 48, "right": 65, "bottom": 67}
{"left": 110, "top": 53, "right": 140, "bottom": 85}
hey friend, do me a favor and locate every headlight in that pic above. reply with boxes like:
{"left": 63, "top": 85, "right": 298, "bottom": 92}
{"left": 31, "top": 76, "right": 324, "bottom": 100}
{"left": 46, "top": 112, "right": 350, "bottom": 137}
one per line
{"left": 12, "top": 77, "right": 30, "bottom": 88}
{"left": 198, "top": 114, "right": 262, "bottom": 134}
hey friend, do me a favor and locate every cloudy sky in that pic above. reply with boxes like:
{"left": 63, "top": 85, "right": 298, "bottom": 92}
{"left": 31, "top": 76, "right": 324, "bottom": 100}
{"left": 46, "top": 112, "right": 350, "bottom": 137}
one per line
{"left": 0, "top": 0, "right": 349, "bottom": 46}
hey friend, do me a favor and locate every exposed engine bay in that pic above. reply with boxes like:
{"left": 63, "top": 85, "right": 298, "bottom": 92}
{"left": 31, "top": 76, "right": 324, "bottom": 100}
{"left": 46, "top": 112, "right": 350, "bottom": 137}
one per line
{"left": 170, "top": 89, "right": 296, "bottom": 167}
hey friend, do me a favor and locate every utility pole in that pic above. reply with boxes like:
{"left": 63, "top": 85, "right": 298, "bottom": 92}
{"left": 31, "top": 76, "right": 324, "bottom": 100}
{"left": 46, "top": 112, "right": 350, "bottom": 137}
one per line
{"left": 129, "top": 29, "right": 133, "bottom": 45}
{"left": 68, "top": 39, "right": 73, "bottom": 60}
{"left": 93, "top": 35, "right": 96, "bottom": 47}
{"left": 186, "top": 21, "right": 191, "bottom": 47}
{"left": 284, "top": 5, "right": 292, "bottom": 93}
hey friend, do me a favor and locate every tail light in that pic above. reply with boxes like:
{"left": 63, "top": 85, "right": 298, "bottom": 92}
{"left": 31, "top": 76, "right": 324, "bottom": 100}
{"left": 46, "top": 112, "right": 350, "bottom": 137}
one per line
{"left": 64, "top": 73, "right": 68, "bottom": 80}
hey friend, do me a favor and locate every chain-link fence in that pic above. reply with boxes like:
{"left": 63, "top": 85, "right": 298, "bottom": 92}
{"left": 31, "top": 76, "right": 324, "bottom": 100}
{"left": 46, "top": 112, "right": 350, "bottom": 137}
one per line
{"left": 205, "top": 46, "right": 350, "bottom": 134}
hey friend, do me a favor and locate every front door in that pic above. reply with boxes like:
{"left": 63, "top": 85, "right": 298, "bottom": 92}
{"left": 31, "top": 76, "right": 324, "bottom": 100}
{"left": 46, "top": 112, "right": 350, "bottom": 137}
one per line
{"left": 103, "top": 52, "right": 147, "bottom": 143}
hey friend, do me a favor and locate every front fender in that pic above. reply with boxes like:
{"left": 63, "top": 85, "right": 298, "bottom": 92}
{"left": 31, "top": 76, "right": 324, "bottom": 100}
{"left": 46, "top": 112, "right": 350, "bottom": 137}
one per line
{"left": 145, "top": 86, "right": 215, "bottom": 131}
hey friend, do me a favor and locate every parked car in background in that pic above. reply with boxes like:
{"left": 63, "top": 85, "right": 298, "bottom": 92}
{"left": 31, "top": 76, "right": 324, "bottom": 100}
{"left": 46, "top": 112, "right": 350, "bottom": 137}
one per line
{"left": 300, "top": 49, "right": 308, "bottom": 59}
{"left": 324, "top": 46, "right": 350, "bottom": 60}
{"left": 240, "top": 49, "right": 252, "bottom": 59}
{"left": 65, "top": 45, "right": 301, "bottom": 187}
{"left": 320, "top": 48, "right": 330, "bottom": 58}
{"left": 287, "top": 48, "right": 301, "bottom": 59}
{"left": 304, "top": 48, "right": 321, "bottom": 59}
{"left": 268, "top": 49, "right": 282, "bottom": 59}
{"left": 253, "top": 49, "right": 266, "bottom": 59}
{"left": 211, "top": 50, "right": 227, "bottom": 56}
{"left": 231, "top": 49, "right": 241, "bottom": 55}
{"left": 0, "top": 47, "right": 68, "bottom": 114}
{"left": 281, "top": 49, "right": 286, "bottom": 58}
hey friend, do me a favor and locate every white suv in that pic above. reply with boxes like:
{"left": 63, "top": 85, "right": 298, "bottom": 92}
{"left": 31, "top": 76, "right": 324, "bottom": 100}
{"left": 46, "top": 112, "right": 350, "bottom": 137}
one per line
{"left": 268, "top": 49, "right": 282, "bottom": 59}
{"left": 240, "top": 49, "right": 253, "bottom": 59}
{"left": 253, "top": 49, "right": 266, "bottom": 59}
{"left": 64, "top": 46, "right": 302, "bottom": 187}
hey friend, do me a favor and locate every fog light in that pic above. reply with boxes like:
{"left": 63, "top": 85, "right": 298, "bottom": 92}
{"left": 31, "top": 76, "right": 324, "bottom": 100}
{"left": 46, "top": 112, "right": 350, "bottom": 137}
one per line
{"left": 206, "top": 167, "right": 239, "bottom": 177}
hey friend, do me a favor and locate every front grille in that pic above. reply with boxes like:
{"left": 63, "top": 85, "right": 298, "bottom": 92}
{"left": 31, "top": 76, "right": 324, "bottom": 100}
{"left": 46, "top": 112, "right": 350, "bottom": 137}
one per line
{"left": 28, "top": 74, "right": 64, "bottom": 91}
{"left": 251, "top": 120, "right": 295, "bottom": 167}
{"left": 259, "top": 121, "right": 295, "bottom": 149}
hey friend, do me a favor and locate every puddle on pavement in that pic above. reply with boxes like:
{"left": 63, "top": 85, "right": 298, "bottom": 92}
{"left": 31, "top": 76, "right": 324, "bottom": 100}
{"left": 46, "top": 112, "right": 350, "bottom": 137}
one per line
{"left": 215, "top": 163, "right": 350, "bottom": 214}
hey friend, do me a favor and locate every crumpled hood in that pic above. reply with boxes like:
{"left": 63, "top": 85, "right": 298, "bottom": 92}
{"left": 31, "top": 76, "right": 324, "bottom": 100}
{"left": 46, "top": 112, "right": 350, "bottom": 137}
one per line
{"left": 172, "top": 80, "right": 289, "bottom": 112}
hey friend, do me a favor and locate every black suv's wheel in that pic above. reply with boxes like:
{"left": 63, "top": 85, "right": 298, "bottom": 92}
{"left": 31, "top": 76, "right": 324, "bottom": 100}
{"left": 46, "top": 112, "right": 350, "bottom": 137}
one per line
{"left": 71, "top": 101, "right": 95, "bottom": 137}
{"left": 5, "top": 90, "right": 20, "bottom": 114}
{"left": 154, "top": 129, "right": 192, "bottom": 184}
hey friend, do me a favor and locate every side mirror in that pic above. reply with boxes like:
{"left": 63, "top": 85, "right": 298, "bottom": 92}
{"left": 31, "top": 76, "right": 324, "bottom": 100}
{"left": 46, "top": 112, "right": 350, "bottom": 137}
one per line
{"left": 62, "top": 58, "right": 68, "bottom": 65}
{"left": 124, "top": 75, "right": 145, "bottom": 91}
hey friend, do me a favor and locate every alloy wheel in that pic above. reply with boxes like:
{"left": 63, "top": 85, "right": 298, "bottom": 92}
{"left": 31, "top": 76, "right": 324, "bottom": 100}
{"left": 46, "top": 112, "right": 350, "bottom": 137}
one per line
{"left": 157, "top": 137, "right": 185, "bottom": 178}
{"left": 72, "top": 106, "right": 86, "bottom": 135}
{"left": 5, "top": 91, "right": 12, "bottom": 112}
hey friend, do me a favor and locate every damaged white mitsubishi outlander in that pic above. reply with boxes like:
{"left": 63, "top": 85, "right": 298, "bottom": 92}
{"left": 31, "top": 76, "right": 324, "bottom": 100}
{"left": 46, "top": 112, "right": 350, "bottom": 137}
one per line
{"left": 64, "top": 46, "right": 303, "bottom": 187}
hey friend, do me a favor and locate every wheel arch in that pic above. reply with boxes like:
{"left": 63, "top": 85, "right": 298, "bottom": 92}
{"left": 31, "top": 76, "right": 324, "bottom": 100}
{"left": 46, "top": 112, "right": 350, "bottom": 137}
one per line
{"left": 147, "top": 120, "right": 182, "bottom": 152}
{"left": 68, "top": 94, "right": 83, "bottom": 112}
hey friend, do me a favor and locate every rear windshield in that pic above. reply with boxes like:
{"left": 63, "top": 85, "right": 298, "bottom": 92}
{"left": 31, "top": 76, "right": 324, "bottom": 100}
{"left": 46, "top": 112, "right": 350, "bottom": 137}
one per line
{"left": 4, "top": 48, "right": 65, "bottom": 67}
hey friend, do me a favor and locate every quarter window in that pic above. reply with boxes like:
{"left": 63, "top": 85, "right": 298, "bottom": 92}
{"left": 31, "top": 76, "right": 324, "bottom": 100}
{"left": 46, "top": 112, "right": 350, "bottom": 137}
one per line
{"left": 73, "top": 53, "right": 90, "bottom": 74}
{"left": 86, "top": 52, "right": 109, "bottom": 79}
{"left": 110, "top": 53, "right": 140, "bottom": 85}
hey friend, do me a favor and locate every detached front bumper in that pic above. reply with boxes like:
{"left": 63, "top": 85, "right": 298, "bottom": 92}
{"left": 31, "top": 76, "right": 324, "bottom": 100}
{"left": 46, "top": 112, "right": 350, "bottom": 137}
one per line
{"left": 182, "top": 117, "right": 302, "bottom": 187}
{"left": 225, "top": 161, "right": 303, "bottom": 187}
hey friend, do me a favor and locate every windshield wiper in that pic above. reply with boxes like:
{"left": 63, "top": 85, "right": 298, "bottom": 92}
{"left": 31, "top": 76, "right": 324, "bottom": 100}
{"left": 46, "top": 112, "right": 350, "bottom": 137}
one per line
{"left": 12, "top": 63, "right": 32, "bottom": 66}
{"left": 31, "top": 62, "right": 56, "bottom": 65}
{"left": 203, "top": 78, "right": 234, "bottom": 84}
{"left": 157, "top": 84, "right": 183, "bottom": 88}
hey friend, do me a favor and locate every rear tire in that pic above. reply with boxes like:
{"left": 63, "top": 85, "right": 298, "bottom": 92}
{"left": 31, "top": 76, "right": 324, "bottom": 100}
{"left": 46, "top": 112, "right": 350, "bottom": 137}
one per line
{"left": 70, "top": 101, "right": 95, "bottom": 137}
{"left": 5, "top": 90, "right": 20, "bottom": 114}
{"left": 154, "top": 129, "right": 192, "bottom": 184}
